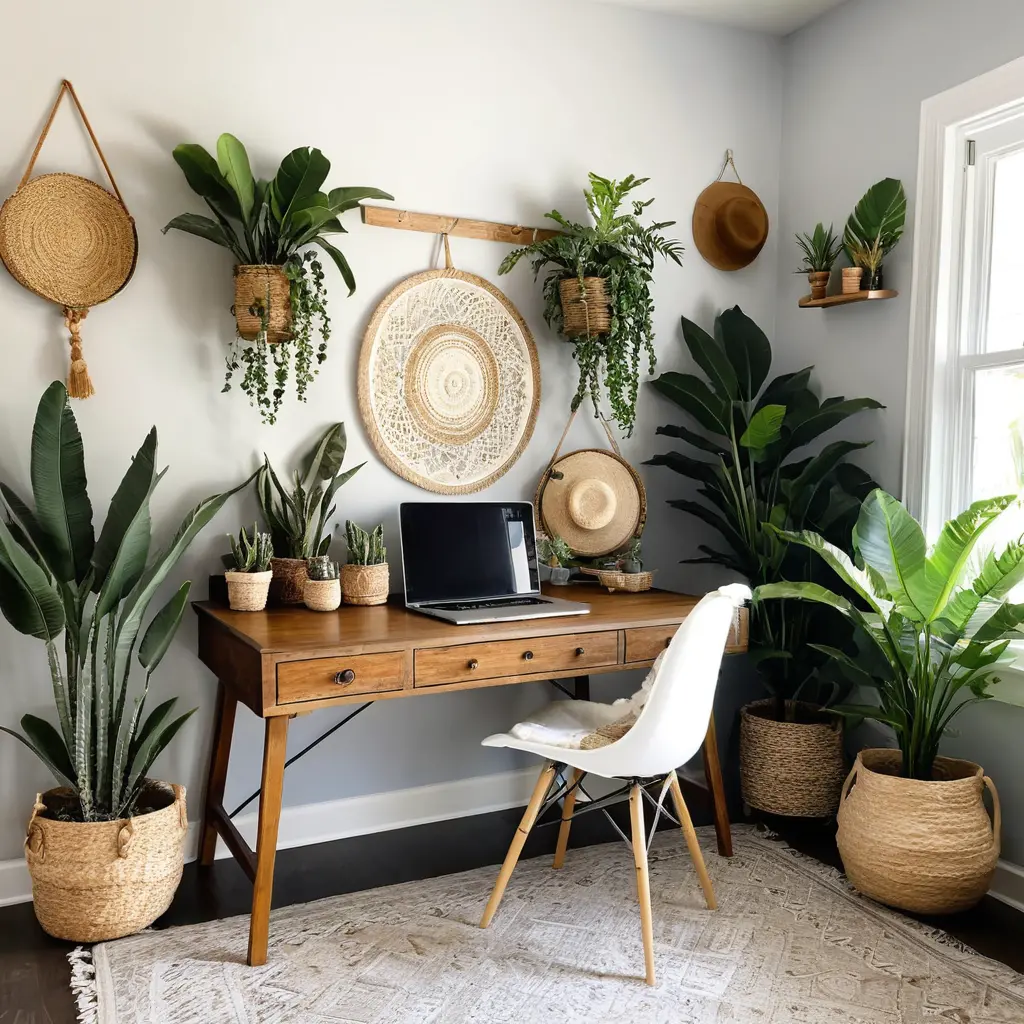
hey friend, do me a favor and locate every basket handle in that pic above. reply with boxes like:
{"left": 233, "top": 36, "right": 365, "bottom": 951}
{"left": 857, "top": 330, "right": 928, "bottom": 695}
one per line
{"left": 24, "top": 793, "right": 47, "bottom": 864}
{"left": 117, "top": 818, "right": 136, "bottom": 859}
{"left": 984, "top": 775, "right": 1002, "bottom": 858}
{"left": 839, "top": 763, "right": 859, "bottom": 805}
{"left": 172, "top": 784, "right": 188, "bottom": 831}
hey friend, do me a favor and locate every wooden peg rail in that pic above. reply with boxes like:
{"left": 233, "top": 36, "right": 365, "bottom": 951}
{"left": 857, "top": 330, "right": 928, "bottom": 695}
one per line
{"left": 362, "top": 205, "right": 560, "bottom": 245}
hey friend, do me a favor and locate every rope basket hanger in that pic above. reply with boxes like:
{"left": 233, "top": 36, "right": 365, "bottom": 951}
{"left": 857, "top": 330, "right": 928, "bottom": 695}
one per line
{"left": 0, "top": 80, "right": 138, "bottom": 398}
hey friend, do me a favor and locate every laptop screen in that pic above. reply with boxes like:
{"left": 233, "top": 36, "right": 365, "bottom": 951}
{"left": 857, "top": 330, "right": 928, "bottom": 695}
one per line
{"left": 400, "top": 502, "right": 540, "bottom": 605}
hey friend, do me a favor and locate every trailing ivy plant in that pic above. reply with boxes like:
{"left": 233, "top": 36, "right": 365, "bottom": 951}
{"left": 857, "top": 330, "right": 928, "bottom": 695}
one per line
{"left": 164, "top": 134, "right": 393, "bottom": 424}
{"left": 498, "top": 173, "right": 683, "bottom": 436}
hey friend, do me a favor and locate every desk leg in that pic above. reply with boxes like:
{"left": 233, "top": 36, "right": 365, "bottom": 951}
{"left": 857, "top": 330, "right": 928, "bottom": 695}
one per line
{"left": 198, "top": 680, "right": 237, "bottom": 867}
{"left": 701, "top": 714, "right": 733, "bottom": 857}
{"left": 573, "top": 675, "right": 590, "bottom": 701}
{"left": 247, "top": 715, "right": 289, "bottom": 967}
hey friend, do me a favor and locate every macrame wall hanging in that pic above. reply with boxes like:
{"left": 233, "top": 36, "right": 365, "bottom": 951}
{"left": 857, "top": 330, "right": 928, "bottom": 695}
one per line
{"left": 0, "top": 80, "right": 137, "bottom": 398}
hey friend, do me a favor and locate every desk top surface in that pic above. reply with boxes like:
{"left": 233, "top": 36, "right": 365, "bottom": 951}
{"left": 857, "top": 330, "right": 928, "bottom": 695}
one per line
{"left": 194, "top": 583, "right": 707, "bottom": 655}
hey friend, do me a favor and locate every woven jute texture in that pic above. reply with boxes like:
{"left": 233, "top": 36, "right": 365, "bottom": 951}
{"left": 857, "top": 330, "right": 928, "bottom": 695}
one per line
{"left": 559, "top": 277, "right": 611, "bottom": 336}
{"left": 740, "top": 699, "right": 846, "bottom": 818}
{"left": 580, "top": 712, "right": 637, "bottom": 749}
{"left": 842, "top": 266, "right": 864, "bottom": 294}
{"left": 341, "top": 563, "right": 389, "bottom": 606}
{"left": 304, "top": 577, "right": 341, "bottom": 612}
{"left": 25, "top": 781, "right": 187, "bottom": 943}
{"left": 225, "top": 570, "right": 272, "bottom": 611}
{"left": 837, "top": 748, "right": 1001, "bottom": 915}
{"left": 233, "top": 264, "right": 292, "bottom": 343}
{"left": 269, "top": 557, "right": 307, "bottom": 606}
{"left": 580, "top": 568, "right": 654, "bottom": 592}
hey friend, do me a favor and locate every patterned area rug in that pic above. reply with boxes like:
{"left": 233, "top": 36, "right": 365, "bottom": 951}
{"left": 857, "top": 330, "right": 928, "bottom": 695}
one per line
{"left": 87, "top": 825, "right": 1024, "bottom": 1023}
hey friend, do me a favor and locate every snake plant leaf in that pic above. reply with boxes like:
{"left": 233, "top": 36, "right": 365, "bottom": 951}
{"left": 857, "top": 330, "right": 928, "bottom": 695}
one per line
{"left": 327, "top": 186, "right": 395, "bottom": 215}
{"left": 844, "top": 177, "right": 906, "bottom": 256}
{"left": 121, "top": 708, "right": 196, "bottom": 815}
{"left": 0, "top": 720, "right": 75, "bottom": 790}
{"left": 162, "top": 214, "right": 245, "bottom": 261}
{"left": 138, "top": 581, "right": 191, "bottom": 672}
{"left": 273, "top": 147, "right": 331, "bottom": 226}
{"left": 739, "top": 404, "right": 785, "bottom": 450}
{"left": 172, "top": 144, "right": 242, "bottom": 220}
{"left": 30, "top": 382, "right": 94, "bottom": 584}
{"left": 650, "top": 372, "right": 730, "bottom": 434}
{"left": 216, "top": 134, "right": 255, "bottom": 227}
{"left": 0, "top": 517, "right": 65, "bottom": 641}
{"left": 716, "top": 307, "right": 771, "bottom": 401}
{"left": 92, "top": 428, "right": 157, "bottom": 593}
{"left": 679, "top": 314, "right": 738, "bottom": 400}
{"left": 300, "top": 423, "right": 347, "bottom": 490}
{"left": 311, "top": 463, "right": 365, "bottom": 556}
{"left": 313, "top": 236, "right": 356, "bottom": 295}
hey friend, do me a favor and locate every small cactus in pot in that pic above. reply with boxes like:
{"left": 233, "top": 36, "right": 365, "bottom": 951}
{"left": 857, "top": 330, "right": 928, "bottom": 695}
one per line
{"left": 341, "top": 522, "right": 389, "bottom": 605}
{"left": 304, "top": 554, "right": 341, "bottom": 612}
{"left": 223, "top": 524, "right": 274, "bottom": 611}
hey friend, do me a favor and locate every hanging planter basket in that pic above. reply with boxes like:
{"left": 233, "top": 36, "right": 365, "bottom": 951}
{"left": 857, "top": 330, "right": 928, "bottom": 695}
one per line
{"left": 559, "top": 277, "right": 611, "bottom": 337}
{"left": 233, "top": 264, "right": 292, "bottom": 343}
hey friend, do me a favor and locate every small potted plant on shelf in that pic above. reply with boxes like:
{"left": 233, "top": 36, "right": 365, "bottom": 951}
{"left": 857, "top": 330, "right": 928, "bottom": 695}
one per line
{"left": 843, "top": 177, "right": 906, "bottom": 292}
{"left": 223, "top": 523, "right": 273, "bottom": 611}
{"left": 620, "top": 537, "right": 644, "bottom": 574}
{"left": 0, "top": 382, "right": 246, "bottom": 942}
{"left": 304, "top": 555, "right": 341, "bottom": 612}
{"left": 756, "top": 488, "right": 1019, "bottom": 914}
{"left": 795, "top": 222, "right": 843, "bottom": 300}
{"left": 539, "top": 535, "right": 574, "bottom": 585}
{"left": 257, "top": 422, "right": 364, "bottom": 605}
{"left": 498, "top": 173, "right": 683, "bottom": 437}
{"left": 342, "top": 521, "right": 389, "bottom": 605}
{"left": 164, "top": 134, "right": 393, "bottom": 424}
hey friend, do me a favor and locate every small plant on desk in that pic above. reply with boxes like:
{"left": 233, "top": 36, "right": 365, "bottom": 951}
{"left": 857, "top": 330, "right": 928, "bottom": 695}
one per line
{"left": 304, "top": 555, "right": 341, "bottom": 612}
{"left": 619, "top": 537, "right": 643, "bottom": 574}
{"left": 539, "top": 535, "right": 574, "bottom": 585}
{"left": 342, "top": 521, "right": 389, "bottom": 606}
{"left": 223, "top": 524, "right": 274, "bottom": 612}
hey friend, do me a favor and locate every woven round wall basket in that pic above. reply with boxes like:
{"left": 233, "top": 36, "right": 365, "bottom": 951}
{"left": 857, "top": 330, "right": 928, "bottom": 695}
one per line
{"left": 25, "top": 781, "right": 188, "bottom": 942}
{"left": 358, "top": 266, "right": 540, "bottom": 494}
{"left": 836, "top": 748, "right": 1001, "bottom": 915}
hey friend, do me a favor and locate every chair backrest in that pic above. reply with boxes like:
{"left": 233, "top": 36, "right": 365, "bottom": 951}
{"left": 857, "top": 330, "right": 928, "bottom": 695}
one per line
{"left": 601, "top": 583, "right": 751, "bottom": 777}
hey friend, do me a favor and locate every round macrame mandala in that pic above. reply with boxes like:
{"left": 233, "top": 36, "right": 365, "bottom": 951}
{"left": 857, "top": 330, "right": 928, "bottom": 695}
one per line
{"left": 358, "top": 269, "right": 540, "bottom": 493}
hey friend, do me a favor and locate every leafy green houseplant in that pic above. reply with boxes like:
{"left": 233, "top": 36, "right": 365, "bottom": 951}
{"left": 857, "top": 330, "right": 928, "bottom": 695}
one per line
{"left": 498, "top": 173, "right": 683, "bottom": 436}
{"left": 795, "top": 222, "right": 844, "bottom": 300}
{"left": 342, "top": 521, "right": 389, "bottom": 606}
{"left": 844, "top": 177, "right": 906, "bottom": 290}
{"left": 539, "top": 535, "right": 573, "bottom": 585}
{"left": 165, "top": 134, "right": 393, "bottom": 424}
{"left": 304, "top": 553, "right": 342, "bottom": 612}
{"left": 223, "top": 523, "right": 274, "bottom": 612}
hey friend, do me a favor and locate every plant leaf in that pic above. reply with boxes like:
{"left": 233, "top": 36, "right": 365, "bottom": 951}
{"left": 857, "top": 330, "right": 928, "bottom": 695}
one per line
{"left": 312, "top": 236, "right": 356, "bottom": 295}
{"left": 171, "top": 144, "right": 242, "bottom": 220}
{"left": 274, "top": 148, "right": 331, "bottom": 226}
{"left": 216, "top": 134, "right": 255, "bottom": 227}
{"left": 716, "top": 306, "right": 771, "bottom": 401}
{"left": 327, "top": 186, "right": 395, "bottom": 213}
{"left": 650, "top": 372, "right": 730, "bottom": 434}
{"left": 679, "top": 314, "right": 737, "bottom": 399}
{"left": 739, "top": 404, "right": 785, "bottom": 450}
{"left": 138, "top": 580, "right": 191, "bottom": 672}
{"left": 0, "top": 517, "right": 65, "bottom": 640}
{"left": 0, "top": 721, "right": 75, "bottom": 790}
{"left": 162, "top": 214, "right": 244, "bottom": 260}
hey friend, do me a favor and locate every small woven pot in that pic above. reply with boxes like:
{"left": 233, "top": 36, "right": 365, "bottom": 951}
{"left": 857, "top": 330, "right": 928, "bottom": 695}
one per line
{"left": 841, "top": 266, "right": 864, "bottom": 294}
{"left": 740, "top": 699, "right": 846, "bottom": 817}
{"left": 304, "top": 577, "right": 341, "bottom": 612}
{"left": 269, "top": 557, "right": 308, "bottom": 606}
{"left": 234, "top": 264, "right": 292, "bottom": 343}
{"left": 25, "top": 781, "right": 187, "bottom": 942}
{"left": 559, "top": 277, "right": 611, "bottom": 337}
{"left": 837, "top": 748, "right": 1000, "bottom": 915}
{"left": 225, "top": 570, "right": 272, "bottom": 612}
{"left": 808, "top": 270, "right": 830, "bottom": 300}
{"left": 580, "top": 567, "right": 654, "bottom": 593}
{"left": 341, "top": 563, "right": 389, "bottom": 606}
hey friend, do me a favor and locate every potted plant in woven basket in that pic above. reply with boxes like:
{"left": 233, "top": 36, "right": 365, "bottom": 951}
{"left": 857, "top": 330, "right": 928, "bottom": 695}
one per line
{"left": 843, "top": 177, "right": 906, "bottom": 292}
{"left": 648, "top": 307, "right": 883, "bottom": 818}
{"left": 305, "top": 554, "right": 341, "bottom": 612}
{"left": 0, "top": 383, "right": 245, "bottom": 942}
{"left": 164, "top": 134, "right": 393, "bottom": 424}
{"left": 756, "top": 489, "right": 1020, "bottom": 914}
{"left": 342, "top": 521, "right": 389, "bottom": 606}
{"left": 498, "top": 173, "right": 683, "bottom": 437}
{"left": 257, "top": 423, "right": 364, "bottom": 605}
{"left": 795, "top": 222, "right": 843, "bottom": 300}
{"left": 223, "top": 523, "right": 273, "bottom": 611}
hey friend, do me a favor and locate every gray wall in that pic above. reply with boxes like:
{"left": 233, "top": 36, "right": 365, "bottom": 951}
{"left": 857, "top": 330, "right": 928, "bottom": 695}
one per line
{"left": 778, "top": 0, "right": 1024, "bottom": 861}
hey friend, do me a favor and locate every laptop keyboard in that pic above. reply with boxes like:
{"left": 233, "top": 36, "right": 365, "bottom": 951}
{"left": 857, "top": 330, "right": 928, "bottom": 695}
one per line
{"left": 430, "top": 597, "right": 550, "bottom": 611}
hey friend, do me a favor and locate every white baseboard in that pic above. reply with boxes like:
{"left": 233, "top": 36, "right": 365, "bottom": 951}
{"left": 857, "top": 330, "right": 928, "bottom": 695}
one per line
{"left": 0, "top": 766, "right": 539, "bottom": 908}
{"left": 991, "top": 858, "right": 1024, "bottom": 913}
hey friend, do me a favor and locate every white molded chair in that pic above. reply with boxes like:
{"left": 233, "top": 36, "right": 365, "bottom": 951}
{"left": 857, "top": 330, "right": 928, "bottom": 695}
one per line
{"left": 478, "top": 583, "right": 751, "bottom": 986}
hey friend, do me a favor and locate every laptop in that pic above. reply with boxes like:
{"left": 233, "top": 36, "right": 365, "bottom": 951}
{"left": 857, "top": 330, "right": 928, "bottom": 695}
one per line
{"left": 399, "top": 501, "right": 591, "bottom": 625}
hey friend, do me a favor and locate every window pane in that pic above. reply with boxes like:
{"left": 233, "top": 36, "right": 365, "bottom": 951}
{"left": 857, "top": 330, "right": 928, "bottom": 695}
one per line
{"left": 986, "top": 148, "right": 1024, "bottom": 354}
{"left": 971, "top": 363, "right": 1024, "bottom": 502}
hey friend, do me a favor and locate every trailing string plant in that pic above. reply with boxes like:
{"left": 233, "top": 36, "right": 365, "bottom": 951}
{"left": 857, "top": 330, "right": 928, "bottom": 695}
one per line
{"left": 164, "top": 134, "right": 393, "bottom": 424}
{"left": 223, "top": 523, "right": 273, "bottom": 573}
{"left": 756, "top": 490, "right": 1024, "bottom": 779}
{"left": 646, "top": 307, "right": 883, "bottom": 721}
{"left": 346, "top": 520, "right": 386, "bottom": 565}
{"left": 498, "top": 173, "right": 683, "bottom": 436}
{"left": 0, "top": 383, "right": 246, "bottom": 821}
{"left": 258, "top": 423, "right": 364, "bottom": 559}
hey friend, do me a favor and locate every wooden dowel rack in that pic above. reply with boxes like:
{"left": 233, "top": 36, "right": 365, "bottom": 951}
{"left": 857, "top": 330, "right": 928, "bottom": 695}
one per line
{"left": 362, "top": 205, "right": 560, "bottom": 245}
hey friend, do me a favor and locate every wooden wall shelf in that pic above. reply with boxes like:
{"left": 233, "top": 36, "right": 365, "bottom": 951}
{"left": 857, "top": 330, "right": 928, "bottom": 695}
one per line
{"left": 362, "top": 205, "right": 560, "bottom": 245}
{"left": 799, "top": 289, "right": 898, "bottom": 309}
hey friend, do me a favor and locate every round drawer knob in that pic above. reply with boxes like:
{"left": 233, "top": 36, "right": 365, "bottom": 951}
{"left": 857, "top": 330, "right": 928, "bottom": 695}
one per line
{"left": 468, "top": 659, "right": 479, "bottom": 670}
{"left": 334, "top": 669, "right": 356, "bottom": 686}
{"left": 575, "top": 647, "right": 585, "bottom": 656}
{"left": 523, "top": 650, "right": 534, "bottom": 661}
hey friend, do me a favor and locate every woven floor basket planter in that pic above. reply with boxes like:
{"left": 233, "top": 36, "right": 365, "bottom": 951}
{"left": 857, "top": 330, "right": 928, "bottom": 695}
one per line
{"left": 304, "top": 577, "right": 341, "bottom": 612}
{"left": 837, "top": 748, "right": 1001, "bottom": 915}
{"left": 234, "top": 264, "right": 292, "bottom": 343}
{"left": 225, "top": 570, "right": 272, "bottom": 611}
{"left": 740, "top": 699, "right": 846, "bottom": 818}
{"left": 25, "top": 780, "right": 187, "bottom": 943}
{"left": 559, "top": 277, "right": 611, "bottom": 337}
{"left": 269, "top": 557, "right": 308, "bottom": 606}
{"left": 341, "top": 563, "right": 389, "bottom": 606}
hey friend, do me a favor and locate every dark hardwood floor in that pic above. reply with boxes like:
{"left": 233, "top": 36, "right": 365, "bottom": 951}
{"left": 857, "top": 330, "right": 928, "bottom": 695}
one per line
{"left": 2, "top": 801, "right": 1022, "bottom": 1023}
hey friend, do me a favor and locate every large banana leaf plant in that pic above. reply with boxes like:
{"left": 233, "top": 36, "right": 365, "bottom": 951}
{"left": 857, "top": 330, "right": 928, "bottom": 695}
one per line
{"left": 164, "top": 135, "right": 393, "bottom": 425}
{"left": 843, "top": 177, "right": 907, "bottom": 285}
{"left": 756, "top": 489, "right": 1024, "bottom": 779}
{"left": 646, "top": 307, "right": 883, "bottom": 718}
{"left": 0, "top": 383, "right": 248, "bottom": 821}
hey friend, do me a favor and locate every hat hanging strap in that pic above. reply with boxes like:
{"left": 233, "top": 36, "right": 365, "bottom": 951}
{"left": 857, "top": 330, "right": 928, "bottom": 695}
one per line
{"left": 714, "top": 149, "right": 743, "bottom": 186}
{"left": 543, "top": 407, "right": 623, "bottom": 480}
{"left": 64, "top": 308, "right": 94, "bottom": 399}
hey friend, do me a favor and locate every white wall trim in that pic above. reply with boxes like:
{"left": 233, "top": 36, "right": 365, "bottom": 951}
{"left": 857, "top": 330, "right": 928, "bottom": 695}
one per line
{"left": 991, "top": 858, "right": 1024, "bottom": 914}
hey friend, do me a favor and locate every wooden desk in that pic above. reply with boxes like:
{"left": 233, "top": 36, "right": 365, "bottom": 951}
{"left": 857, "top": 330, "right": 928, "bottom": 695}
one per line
{"left": 194, "top": 584, "right": 748, "bottom": 966}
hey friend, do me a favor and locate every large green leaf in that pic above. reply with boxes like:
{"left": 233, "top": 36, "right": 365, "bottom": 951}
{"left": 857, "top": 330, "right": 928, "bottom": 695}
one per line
{"left": 787, "top": 440, "right": 872, "bottom": 521}
{"left": 312, "top": 236, "right": 356, "bottom": 295}
{"left": 0, "top": 483, "right": 56, "bottom": 577}
{"left": 739, "top": 404, "right": 785, "bottom": 450}
{"left": 216, "top": 134, "right": 255, "bottom": 227}
{"left": 0, "top": 517, "right": 65, "bottom": 640}
{"left": 273, "top": 148, "right": 331, "bottom": 226}
{"left": 679, "top": 314, "right": 737, "bottom": 400}
{"left": 327, "top": 186, "right": 395, "bottom": 213}
{"left": 786, "top": 397, "right": 884, "bottom": 450}
{"left": 755, "top": 580, "right": 861, "bottom": 625}
{"left": 645, "top": 451, "right": 720, "bottom": 487}
{"left": 300, "top": 423, "right": 347, "bottom": 490}
{"left": 650, "top": 372, "right": 730, "bottom": 434}
{"left": 30, "top": 382, "right": 94, "bottom": 583}
{"left": 0, "top": 718, "right": 75, "bottom": 789}
{"left": 138, "top": 581, "right": 191, "bottom": 672}
{"left": 716, "top": 307, "right": 771, "bottom": 401}
{"left": 162, "top": 214, "right": 244, "bottom": 261}
{"left": 120, "top": 709, "right": 196, "bottom": 815}
{"left": 845, "top": 177, "right": 907, "bottom": 255}
{"left": 667, "top": 499, "right": 746, "bottom": 554}
{"left": 967, "top": 600, "right": 1024, "bottom": 645}
{"left": 655, "top": 423, "right": 729, "bottom": 457}
{"left": 939, "top": 542, "right": 1024, "bottom": 633}
{"left": 758, "top": 368, "right": 813, "bottom": 414}
{"left": 171, "top": 144, "right": 242, "bottom": 220}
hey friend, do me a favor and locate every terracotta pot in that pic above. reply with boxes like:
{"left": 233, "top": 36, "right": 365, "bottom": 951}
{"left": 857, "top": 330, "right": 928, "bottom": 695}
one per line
{"left": 304, "top": 577, "right": 341, "bottom": 612}
{"left": 841, "top": 266, "right": 864, "bottom": 294}
{"left": 25, "top": 781, "right": 188, "bottom": 942}
{"left": 559, "top": 277, "right": 611, "bottom": 337}
{"left": 269, "top": 557, "right": 308, "bottom": 605}
{"left": 225, "top": 569, "right": 272, "bottom": 611}
{"left": 233, "top": 264, "right": 292, "bottom": 343}
{"left": 739, "top": 699, "right": 846, "bottom": 817}
{"left": 837, "top": 748, "right": 1000, "bottom": 914}
{"left": 808, "top": 270, "right": 831, "bottom": 300}
{"left": 341, "top": 563, "right": 389, "bottom": 606}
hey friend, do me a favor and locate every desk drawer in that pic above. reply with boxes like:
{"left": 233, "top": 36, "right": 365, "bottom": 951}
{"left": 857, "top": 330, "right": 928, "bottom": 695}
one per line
{"left": 414, "top": 630, "right": 619, "bottom": 688}
{"left": 625, "top": 613, "right": 747, "bottom": 663}
{"left": 277, "top": 652, "right": 406, "bottom": 704}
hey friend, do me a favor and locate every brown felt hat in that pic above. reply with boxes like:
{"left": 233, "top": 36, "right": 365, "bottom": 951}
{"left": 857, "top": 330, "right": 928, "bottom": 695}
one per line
{"left": 692, "top": 180, "right": 769, "bottom": 271}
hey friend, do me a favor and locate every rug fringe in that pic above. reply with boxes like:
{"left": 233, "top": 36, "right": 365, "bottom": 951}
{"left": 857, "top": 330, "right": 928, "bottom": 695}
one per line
{"left": 68, "top": 946, "right": 99, "bottom": 1024}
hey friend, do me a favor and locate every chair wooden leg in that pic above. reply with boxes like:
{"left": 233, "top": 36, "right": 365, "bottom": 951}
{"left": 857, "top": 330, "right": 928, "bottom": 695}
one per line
{"left": 480, "top": 761, "right": 556, "bottom": 928}
{"left": 197, "top": 680, "right": 237, "bottom": 867}
{"left": 702, "top": 713, "right": 733, "bottom": 857}
{"left": 629, "top": 783, "right": 656, "bottom": 987}
{"left": 669, "top": 770, "right": 717, "bottom": 910}
{"left": 553, "top": 768, "right": 584, "bottom": 869}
